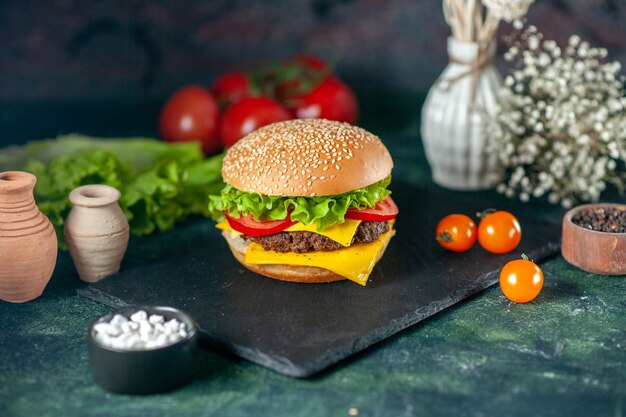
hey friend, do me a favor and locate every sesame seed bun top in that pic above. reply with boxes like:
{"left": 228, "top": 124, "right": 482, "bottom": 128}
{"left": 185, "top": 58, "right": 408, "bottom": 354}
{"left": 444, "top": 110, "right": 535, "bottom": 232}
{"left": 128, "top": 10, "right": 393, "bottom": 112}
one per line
{"left": 222, "top": 119, "right": 393, "bottom": 197}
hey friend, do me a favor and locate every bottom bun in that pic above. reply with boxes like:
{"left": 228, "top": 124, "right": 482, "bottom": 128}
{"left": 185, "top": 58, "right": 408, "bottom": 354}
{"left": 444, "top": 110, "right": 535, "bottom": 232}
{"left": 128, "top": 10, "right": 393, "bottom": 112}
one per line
{"left": 221, "top": 229, "right": 394, "bottom": 284}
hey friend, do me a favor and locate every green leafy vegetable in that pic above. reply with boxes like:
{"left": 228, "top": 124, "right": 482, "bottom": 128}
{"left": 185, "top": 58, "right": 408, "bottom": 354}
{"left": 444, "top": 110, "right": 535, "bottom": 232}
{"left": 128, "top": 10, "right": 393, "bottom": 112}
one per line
{"left": 0, "top": 135, "right": 225, "bottom": 248}
{"left": 208, "top": 176, "right": 391, "bottom": 230}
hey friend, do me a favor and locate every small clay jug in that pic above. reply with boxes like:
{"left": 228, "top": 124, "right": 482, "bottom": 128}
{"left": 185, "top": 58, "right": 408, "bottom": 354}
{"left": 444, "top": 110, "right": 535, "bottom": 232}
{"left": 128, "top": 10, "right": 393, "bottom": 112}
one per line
{"left": 64, "top": 185, "right": 129, "bottom": 283}
{"left": 0, "top": 171, "right": 58, "bottom": 303}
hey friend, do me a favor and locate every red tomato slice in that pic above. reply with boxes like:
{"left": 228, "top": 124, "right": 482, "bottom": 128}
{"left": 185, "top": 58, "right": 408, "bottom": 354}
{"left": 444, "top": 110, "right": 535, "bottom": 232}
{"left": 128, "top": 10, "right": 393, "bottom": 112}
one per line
{"left": 224, "top": 211, "right": 296, "bottom": 236}
{"left": 345, "top": 197, "right": 398, "bottom": 221}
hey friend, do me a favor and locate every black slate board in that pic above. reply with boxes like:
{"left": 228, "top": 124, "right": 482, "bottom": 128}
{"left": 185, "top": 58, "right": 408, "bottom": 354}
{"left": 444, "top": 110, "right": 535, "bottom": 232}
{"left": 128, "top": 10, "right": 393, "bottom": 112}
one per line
{"left": 79, "top": 182, "right": 561, "bottom": 377}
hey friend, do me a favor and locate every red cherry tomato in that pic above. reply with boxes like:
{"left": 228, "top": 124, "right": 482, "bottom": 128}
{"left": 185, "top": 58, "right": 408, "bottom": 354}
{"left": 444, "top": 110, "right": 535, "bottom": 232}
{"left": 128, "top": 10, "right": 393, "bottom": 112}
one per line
{"left": 225, "top": 211, "right": 296, "bottom": 237}
{"left": 477, "top": 210, "right": 522, "bottom": 254}
{"left": 287, "top": 77, "right": 358, "bottom": 124}
{"left": 435, "top": 214, "right": 477, "bottom": 252}
{"left": 159, "top": 85, "right": 221, "bottom": 155}
{"left": 212, "top": 72, "right": 252, "bottom": 107}
{"left": 221, "top": 97, "right": 291, "bottom": 147}
{"left": 345, "top": 197, "right": 399, "bottom": 221}
{"left": 499, "top": 257, "right": 544, "bottom": 303}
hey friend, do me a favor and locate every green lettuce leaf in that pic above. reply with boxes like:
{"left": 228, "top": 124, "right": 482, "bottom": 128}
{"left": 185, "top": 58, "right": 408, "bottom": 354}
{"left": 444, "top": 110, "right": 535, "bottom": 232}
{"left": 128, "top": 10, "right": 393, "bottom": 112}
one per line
{"left": 208, "top": 176, "right": 391, "bottom": 230}
{"left": 2, "top": 135, "right": 225, "bottom": 248}
{"left": 0, "top": 134, "right": 201, "bottom": 172}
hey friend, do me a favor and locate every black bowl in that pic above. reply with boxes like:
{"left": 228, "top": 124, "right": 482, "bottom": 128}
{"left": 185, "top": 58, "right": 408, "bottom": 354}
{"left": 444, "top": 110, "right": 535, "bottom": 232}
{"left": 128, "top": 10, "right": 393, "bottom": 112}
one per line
{"left": 88, "top": 306, "right": 198, "bottom": 395}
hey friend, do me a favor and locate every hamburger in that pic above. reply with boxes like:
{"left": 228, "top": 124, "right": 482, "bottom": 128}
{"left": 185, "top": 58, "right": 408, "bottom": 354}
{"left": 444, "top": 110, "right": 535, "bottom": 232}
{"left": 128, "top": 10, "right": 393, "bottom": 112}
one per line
{"left": 209, "top": 118, "right": 397, "bottom": 286}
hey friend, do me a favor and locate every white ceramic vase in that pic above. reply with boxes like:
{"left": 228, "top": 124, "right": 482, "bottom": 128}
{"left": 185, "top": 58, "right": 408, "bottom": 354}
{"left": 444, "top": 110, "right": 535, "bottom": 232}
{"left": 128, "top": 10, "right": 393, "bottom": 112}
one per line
{"left": 421, "top": 37, "right": 503, "bottom": 190}
{"left": 64, "top": 184, "right": 129, "bottom": 283}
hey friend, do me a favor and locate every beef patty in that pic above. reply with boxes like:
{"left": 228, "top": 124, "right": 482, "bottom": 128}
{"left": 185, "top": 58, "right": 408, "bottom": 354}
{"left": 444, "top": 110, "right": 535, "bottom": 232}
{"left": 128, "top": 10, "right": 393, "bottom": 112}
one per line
{"left": 243, "top": 221, "right": 390, "bottom": 253}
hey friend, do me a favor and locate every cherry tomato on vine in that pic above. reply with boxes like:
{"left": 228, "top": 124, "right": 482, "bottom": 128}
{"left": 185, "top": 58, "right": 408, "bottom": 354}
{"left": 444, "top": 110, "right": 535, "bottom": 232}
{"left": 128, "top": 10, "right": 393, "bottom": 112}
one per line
{"left": 286, "top": 77, "right": 358, "bottom": 124}
{"left": 221, "top": 97, "right": 291, "bottom": 147}
{"left": 435, "top": 214, "right": 477, "bottom": 252}
{"left": 159, "top": 85, "right": 221, "bottom": 155}
{"left": 288, "top": 54, "right": 330, "bottom": 73}
{"left": 272, "top": 54, "right": 332, "bottom": 99}
{"left": 499, "top": 255, "right": 544, "bottom": 303}
{"left": 212, "top": 72, "right": 252, "bottom": 107}
{"left": 477, "top": 210, "right": 522, "bottom": 254}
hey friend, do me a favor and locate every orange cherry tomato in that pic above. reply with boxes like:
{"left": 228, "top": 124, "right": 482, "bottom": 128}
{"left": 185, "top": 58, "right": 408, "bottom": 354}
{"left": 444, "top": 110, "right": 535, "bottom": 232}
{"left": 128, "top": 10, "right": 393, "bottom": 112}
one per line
{"left": 477, "top": 210, "right": 522, "bottom": 254}
{"left": 435, "top": 214, "right": 477, "bottom": 252}
{"left": 499, "top": 257, "right": 544, "bottom": 303}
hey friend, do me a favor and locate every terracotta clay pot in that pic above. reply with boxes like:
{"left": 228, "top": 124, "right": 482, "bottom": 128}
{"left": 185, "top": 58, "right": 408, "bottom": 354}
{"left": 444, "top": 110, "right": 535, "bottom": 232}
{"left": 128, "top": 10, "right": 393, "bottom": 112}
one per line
{"left": 562, "top": 203, "right": 626, "bottom": 275}
{"left": 0, "top": 171, "right": 58, "bottom": 303}
{"left": 64, "top": 185, "right": 129, "bottom": 283}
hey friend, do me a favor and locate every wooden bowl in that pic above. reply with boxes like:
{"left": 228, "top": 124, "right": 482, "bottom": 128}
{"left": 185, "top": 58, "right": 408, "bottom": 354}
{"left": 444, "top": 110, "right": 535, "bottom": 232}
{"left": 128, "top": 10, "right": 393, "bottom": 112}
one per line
{"left": 562, "top": 203, "right": 626, "bottom": 275}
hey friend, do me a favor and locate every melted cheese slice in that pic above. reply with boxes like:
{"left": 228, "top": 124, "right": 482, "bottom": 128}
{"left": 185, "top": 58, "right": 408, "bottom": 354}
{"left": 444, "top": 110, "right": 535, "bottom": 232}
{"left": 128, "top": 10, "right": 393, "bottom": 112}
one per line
{"left": 215, "top": 218, "right": 362, "bottom": 247}
{"left": 284, "top": 219, "right": 361, "bottom": 247}
{"left": 244, "top": 227, "right": 394, "bottom": 286}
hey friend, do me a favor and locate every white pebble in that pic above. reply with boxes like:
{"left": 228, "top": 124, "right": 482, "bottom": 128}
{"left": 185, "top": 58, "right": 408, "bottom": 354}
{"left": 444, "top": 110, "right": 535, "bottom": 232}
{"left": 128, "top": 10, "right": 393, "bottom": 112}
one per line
{"left": 110, "top": 314, "right": 128, "bottom": 327}
{"left": 130, "top": 310, "right": 148, "bottom": 323}
{"left": 148, "top": 314, "right": 165, "bottom": 324}
{"left": 139, "top": 321, "right": 152, "bottom": 334}
{"left": 94, "top": 333, "right": 110, "bottom": 345}
{"left": 93, "top": 322, "right": 120, "bottom": 337}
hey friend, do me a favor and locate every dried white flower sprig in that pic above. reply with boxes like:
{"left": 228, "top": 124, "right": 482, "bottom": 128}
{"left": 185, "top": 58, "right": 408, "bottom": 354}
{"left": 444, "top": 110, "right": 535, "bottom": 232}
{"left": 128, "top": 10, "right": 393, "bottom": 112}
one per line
{"left": 443, "top": 0, "right": 534, "bottom": 44}
{"left": 482, "top": 0, "right": 534, "bottom": 23}
{"left": 487, "top": 24, "right": 626, "bottom": 208}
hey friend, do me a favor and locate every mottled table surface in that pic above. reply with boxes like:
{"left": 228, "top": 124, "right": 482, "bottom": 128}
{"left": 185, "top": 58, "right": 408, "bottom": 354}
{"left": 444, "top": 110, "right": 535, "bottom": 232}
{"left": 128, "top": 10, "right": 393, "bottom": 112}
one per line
{"left": 0, "top": 96, "right": 624, "bottom": 417}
